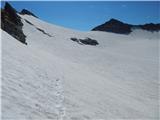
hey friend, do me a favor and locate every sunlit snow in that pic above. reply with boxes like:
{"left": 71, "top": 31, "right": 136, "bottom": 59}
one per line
{"left": 1, "top": 15, "right": 159, "bottom": 120}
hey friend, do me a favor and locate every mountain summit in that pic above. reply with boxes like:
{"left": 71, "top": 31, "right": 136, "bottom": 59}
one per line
{"left": 92, "top": 18, "right": 132, "bottom": 34}
{"left": 92, "top": 18, "right": 160, "bottom": 34}
{"left": 20, "top": 9, "right": 38, "bottom": 18}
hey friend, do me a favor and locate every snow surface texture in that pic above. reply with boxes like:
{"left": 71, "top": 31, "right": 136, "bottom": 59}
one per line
{"left": 1, "top": 15, "right": 159, "bottom": 120}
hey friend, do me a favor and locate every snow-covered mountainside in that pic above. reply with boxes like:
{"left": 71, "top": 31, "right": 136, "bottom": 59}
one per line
{"left": 2, "top": 13, "right": 159, "bottom": 120}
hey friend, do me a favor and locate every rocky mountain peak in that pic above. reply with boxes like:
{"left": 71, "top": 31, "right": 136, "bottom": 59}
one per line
{"left": 20, "top": 9, "right": 38, "bottom": 18}
{"left": 92, "top": 18, "right": 132, "bottom": 34}
{"left": 92, "top": 18, "right": 160, "bottom": 34}
{"left": 4, "top": 2, "right": 16, "bottom": 13}
{"left": 107, "top": 18, "right": 124, "bottom": 24}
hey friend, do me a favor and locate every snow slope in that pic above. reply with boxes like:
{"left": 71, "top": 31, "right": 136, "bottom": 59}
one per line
{"left": 2, "top": 15, "right": 159, "bottom": 120}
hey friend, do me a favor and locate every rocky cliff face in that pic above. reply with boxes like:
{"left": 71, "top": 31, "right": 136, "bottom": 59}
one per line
{"left": 92, "top": 18, "right": 160, "bottom": 34}
{"left": 1, "top": 2, "right": 27, "bottom": 44}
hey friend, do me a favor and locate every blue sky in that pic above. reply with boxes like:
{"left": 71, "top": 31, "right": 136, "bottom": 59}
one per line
{"left": 1, "top": 1, "right": 160, "bottom": 31}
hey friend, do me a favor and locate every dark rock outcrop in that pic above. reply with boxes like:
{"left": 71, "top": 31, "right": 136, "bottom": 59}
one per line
{"left": 71, "top": 37, "right": 99, "bottom": 46}
{"left": 92, "top": 18, "right": 160, "bottom": 34}
{"left": 24, "top": 19, "right": 34, "bottom": 25}
{"left": 1, "top": 2, "right": 27, "bottom": 44}
{"left": 79, "top": 38, "right": 99, "bottom": 45}
{"left": 24, "top": 19, "right": 53, "bottom": 37}
{"left": 36, "top": 27, "right": 53, "bottom": 37}
{"left": 20, "top": 9, "right": 38, "bottom": 18}
{"left": 139, "top": 23, "right": 160, "bottom": 31}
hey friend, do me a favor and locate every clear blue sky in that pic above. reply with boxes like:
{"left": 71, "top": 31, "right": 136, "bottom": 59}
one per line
{"left": 1, "top": 1, "right": 160, "bottom": 31}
